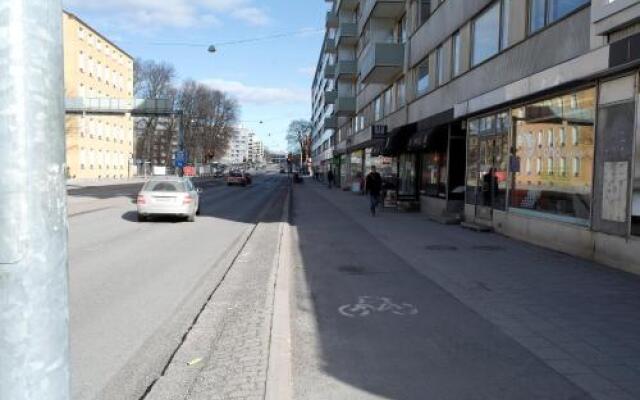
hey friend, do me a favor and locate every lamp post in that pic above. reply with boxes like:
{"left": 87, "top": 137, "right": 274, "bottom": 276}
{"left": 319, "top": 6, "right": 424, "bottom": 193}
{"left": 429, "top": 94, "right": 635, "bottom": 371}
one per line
{"left": 0, "top": 1, "right": 70, "bottom": 399}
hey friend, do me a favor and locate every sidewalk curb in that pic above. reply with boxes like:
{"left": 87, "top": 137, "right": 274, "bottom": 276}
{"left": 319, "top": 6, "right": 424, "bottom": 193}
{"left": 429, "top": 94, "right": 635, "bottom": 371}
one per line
{"left": 265, "top": 183, "right": 293, "bottom": 400}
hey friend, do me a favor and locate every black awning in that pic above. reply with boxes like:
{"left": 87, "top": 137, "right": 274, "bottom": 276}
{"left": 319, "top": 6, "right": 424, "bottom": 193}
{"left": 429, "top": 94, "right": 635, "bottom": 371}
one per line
{"left": 407, "top": 109, "right": 455, "bottom": 152}
{"left": 382, "top": 122, "right": 417, "bottom": 156}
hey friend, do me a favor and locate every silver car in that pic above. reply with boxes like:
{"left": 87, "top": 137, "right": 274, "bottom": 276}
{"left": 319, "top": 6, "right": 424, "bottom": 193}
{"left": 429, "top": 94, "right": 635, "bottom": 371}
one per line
{"left": 136, "top": 176, "right": 201, "bottom": 222}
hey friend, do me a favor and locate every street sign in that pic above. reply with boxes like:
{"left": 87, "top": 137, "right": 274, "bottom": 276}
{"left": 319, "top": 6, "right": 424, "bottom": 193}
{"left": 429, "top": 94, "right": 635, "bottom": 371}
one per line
{"left": 183, "top": 166, "right": 196, "bottom": 177}
{"left": 175, "top": 150, "right": 187, "bottom": 168}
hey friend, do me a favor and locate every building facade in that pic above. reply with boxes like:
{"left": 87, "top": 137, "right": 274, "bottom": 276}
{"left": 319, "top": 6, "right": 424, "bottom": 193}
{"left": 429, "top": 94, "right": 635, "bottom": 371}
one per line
{"left": 63, "top": 11, "right": 135, "bottom": 180}
{"left": 313, "top": 0, "right": 640, "bottom": 275}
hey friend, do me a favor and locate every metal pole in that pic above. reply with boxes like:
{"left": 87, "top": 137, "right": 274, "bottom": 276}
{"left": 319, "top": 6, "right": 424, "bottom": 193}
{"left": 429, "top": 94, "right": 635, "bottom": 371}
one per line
{"left": 0, "top": 1, "right": 70, "bottom": 399}
{"left": 177, "top": 111, "right": 185, "bottom": 177}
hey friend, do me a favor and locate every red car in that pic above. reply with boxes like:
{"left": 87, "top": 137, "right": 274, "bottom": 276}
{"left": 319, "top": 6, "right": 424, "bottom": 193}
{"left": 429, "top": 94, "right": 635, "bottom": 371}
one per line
{"left": 226, "top": 171, "right": 252, "bottom": 186}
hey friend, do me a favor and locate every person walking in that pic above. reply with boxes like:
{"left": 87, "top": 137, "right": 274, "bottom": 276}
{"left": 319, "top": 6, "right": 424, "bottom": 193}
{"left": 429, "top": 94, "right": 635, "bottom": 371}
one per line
{"left": 327, "top": 169, "right": 335, "bottom": 189}
{"left": 365, "top": 166, "right": 383, "bottom": 216}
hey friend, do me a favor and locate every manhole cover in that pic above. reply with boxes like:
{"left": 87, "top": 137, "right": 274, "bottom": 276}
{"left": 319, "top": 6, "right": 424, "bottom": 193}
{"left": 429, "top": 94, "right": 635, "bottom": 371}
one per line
{"left": 472, "top": 245, "right": 504, "bottom": 251}
{"left": 425, "top": 244, "right": 458, "bottom": 251}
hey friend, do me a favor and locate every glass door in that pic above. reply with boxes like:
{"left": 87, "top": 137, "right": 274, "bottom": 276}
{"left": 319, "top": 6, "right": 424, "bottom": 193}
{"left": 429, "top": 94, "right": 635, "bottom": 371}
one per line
{"left": 467, "top": 112, "right": 510, "bottom": 222}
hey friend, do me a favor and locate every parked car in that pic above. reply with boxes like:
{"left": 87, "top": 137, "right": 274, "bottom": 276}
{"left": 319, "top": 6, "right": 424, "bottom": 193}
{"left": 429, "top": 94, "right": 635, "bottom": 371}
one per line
{"left": 136, "top": 176, "right": 201, "bottom": 222}
{"left": 226, "top": 170, "right": 252, "bottom": 186}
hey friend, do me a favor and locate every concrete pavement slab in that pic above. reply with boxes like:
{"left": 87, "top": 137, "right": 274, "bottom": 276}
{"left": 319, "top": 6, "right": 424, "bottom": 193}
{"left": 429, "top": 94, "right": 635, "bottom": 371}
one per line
{"left": 299, "top": 180, "right": 640, "bottom": 400}
{"left": 290, "top": 183, "right": 591, "bottom": 400}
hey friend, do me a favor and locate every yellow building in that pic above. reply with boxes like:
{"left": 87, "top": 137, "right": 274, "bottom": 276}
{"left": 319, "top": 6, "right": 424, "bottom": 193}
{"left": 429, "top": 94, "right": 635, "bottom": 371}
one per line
{"left": 63, "top": 11, "right": 135, "bottom": 180}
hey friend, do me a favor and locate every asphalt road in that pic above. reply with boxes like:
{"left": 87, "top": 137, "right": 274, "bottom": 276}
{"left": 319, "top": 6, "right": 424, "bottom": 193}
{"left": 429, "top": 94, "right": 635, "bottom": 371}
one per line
{"left": 67, "top": 171, "right": 288, "bottom": 400}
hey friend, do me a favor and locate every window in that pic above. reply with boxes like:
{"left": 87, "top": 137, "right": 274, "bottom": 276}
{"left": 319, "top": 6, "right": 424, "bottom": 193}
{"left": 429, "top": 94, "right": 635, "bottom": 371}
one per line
{"left": 573, "top": 157, "right": 580, "bottom": 177}
{"left": 451, "top": 31, "right": 462, "bottom": 77}
{"left": 559, "top": 127, "right": 566, "bottom": 146}
{"left": 396, "top": 78, "right": 406, "bottom": 107}
{"left": 529, "top": 0, "right": 589, "bottom": 34}
{"left": 384, "top": 88, "right": 393, "bottom": 115}
{"left": 529, "top": 0, "right": 546, "bottom": 33}
{"left": 472, "top": 2, "right": 500, "bottom": 66}
{"left": 501, "top": 0, "right": 511, "bottom": 49}
{"left": 419, "top": 0, "right": 432, "bottom": 26}
{"left": 416, "top": 58, "right": 430, "bottom": 95}
{"left": 571, "top": 126, "right": 579, "bottom": 145}
{"left": 511, "top": 88, "right": 596, "bottom": 221}
{"left": 436, "top": 45, "right": 445, "bottom": 86}
{"left": 373, "top": 97, "right": 383, "bottom": 121}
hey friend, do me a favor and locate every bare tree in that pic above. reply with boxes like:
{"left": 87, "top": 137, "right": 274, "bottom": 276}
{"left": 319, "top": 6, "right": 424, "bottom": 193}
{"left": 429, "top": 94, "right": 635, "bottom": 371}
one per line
{"left": 286, "top": 119, "right": 313, "bottom": 162}
{"left": 177, "top": 81, "right": 239, "bottom": 164}
{"left": 133, "top": 59, "right": 176, "bottom": 163}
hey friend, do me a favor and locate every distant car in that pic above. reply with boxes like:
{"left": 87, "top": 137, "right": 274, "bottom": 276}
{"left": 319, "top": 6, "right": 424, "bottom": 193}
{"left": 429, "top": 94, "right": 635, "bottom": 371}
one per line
{"left": 136, "top": 176, "right": 201, "bottom": 222}
{"left": 226, "top": 170, "right": 251, "bottom": 186}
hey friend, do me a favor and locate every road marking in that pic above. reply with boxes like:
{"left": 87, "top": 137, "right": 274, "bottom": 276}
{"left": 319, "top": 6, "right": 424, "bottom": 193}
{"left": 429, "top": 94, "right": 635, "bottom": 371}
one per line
{"left": 338, "top": 296, "right": 419, "bottom": 318}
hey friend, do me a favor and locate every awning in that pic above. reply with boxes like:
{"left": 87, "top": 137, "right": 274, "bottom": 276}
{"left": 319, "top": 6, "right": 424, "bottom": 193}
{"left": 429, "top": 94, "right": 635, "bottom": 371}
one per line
{"left": 382, "top": 122, "right": 417, "bottom": 155}
{"left": 407, "top": 109, "right": 455, "bottom": 151}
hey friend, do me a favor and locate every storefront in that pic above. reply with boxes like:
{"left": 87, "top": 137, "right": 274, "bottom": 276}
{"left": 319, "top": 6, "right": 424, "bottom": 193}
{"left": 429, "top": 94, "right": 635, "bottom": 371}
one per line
{"left": 465, "top": 87, "right": 596, "bottom": 225}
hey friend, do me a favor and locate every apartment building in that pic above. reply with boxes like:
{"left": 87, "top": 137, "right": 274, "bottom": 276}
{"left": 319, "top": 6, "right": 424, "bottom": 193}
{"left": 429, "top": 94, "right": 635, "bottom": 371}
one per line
{"left": 313, "top": 0, "right": 640, "bottom": 275}
{"left": 63, "top": 11, "right": 135, "bottom": 180}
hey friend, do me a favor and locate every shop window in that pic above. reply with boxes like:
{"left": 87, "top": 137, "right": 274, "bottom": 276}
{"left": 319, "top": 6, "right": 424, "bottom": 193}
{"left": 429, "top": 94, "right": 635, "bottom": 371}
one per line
{"left": 399, "top": 153, "right": 417, "bottom": 196}
{"left": 421, "top": 152, "right": 447, "bottom": 198}
{"left": 510, "top": 87, "right": 595, "bottom": 221}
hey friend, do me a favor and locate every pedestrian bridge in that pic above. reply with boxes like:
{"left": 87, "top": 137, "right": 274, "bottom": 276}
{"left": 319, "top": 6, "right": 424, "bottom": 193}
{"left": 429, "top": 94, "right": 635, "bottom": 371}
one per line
{"left": 65, "top": 98, "right": 174, "bottom": 116}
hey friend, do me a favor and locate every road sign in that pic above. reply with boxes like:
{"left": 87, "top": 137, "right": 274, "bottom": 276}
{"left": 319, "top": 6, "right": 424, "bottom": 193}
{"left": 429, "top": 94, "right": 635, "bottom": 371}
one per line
{"left": 175, "top": 150, "right": 187, "bottom": 168}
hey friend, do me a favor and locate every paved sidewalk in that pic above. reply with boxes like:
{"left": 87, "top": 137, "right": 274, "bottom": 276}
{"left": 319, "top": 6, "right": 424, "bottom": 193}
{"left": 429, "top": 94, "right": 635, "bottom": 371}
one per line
{"left": 291, "top": 181, "right": 640, "bottom": 400}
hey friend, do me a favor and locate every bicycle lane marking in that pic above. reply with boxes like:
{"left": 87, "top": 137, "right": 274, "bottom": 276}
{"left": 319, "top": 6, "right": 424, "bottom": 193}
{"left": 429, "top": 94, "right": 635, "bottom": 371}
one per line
{"left": 338, "top": 296, "right": 419, "bottom": 318}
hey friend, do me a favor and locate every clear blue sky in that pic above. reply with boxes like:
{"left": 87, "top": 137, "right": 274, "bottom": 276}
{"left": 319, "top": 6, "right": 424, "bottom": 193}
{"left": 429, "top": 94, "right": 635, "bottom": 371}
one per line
{"left": 63, "top": 0, "right": 328, "bottom": 152}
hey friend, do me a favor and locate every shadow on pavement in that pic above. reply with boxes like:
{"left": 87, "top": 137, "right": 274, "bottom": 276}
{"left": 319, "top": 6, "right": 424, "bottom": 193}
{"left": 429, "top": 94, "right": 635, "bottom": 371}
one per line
{"left": 290, "top": 182, "right": 592, "bottom": 400}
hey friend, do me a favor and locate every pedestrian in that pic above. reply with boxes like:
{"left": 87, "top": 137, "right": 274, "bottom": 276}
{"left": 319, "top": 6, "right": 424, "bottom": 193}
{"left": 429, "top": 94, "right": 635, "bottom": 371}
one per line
{"left": 327, "top": 169, "right": 335, "bottom": 189}
{"left": 365, "top": 166, "right": 383, "bottom": 217}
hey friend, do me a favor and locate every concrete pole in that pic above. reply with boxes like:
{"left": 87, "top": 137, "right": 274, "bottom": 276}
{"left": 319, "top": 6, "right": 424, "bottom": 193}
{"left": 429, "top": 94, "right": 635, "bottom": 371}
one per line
{"left": 0, "top": 1, "right": 70, "bottom": 399}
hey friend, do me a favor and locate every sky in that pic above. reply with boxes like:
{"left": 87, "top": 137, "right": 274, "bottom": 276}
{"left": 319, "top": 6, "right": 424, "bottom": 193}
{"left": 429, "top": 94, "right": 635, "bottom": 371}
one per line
{"left": 62, "top": 0, "right": 329, "bottom": 152}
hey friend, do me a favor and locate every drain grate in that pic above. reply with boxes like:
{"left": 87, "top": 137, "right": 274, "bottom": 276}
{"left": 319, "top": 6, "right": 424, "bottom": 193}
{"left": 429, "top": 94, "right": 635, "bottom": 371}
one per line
{"left": 425, "top": 244, "right": 459, "bottom": 251}
{"left": 471, "top": 245, "right": 505, "bottom": 251}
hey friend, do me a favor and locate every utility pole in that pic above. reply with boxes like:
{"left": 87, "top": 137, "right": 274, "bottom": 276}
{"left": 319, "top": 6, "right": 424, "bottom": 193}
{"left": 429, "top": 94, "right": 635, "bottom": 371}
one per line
{"left": 0, "top": 1, "right": 70, "bottom": 399}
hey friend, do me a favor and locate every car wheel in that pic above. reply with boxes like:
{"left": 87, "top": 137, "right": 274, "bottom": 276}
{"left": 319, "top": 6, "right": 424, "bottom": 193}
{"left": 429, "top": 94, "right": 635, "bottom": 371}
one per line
{"left": 137, "top": 214, "right": 147, "bottom": 222}
{"left": 187, "top": 214, "right": 195, "bottom": 222}
{"left": 196, "top": 205, "right": 201, "bottom": 216}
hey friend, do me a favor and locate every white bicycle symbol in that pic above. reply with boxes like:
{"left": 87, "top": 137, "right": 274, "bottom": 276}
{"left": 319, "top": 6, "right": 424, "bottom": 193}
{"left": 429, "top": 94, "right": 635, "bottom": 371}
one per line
{"left": 338, "top": 296, "right": 418, "bottom": 318}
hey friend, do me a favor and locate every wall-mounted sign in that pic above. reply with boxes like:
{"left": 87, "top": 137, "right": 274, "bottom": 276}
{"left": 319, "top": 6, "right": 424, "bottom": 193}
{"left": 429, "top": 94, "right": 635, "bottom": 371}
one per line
{"left": 371, "top": 125, "right": 388, "bottom": 140}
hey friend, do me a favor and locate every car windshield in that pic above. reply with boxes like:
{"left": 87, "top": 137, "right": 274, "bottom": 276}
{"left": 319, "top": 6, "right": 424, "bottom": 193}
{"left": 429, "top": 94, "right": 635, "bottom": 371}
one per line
{"left": 143, "top": 181, "right": 186, "bottom": 192}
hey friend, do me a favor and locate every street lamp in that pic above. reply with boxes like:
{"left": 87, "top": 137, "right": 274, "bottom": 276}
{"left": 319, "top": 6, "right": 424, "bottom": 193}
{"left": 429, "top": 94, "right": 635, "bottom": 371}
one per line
{"left": 208, "top": 45, "right": 217, "bottom": 53}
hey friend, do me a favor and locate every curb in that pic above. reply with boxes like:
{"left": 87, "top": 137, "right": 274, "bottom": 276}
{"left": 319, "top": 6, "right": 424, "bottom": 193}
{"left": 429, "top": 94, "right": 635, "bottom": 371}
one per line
{"left": 265, "top": 182, "right": 293, "bottom": 400}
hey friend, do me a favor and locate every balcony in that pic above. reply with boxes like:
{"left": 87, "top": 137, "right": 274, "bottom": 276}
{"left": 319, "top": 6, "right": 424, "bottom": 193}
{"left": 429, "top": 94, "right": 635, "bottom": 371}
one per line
{"left": 325, "top": 90, "right": 338, "bottom": 104}
{"left": 324, "top": 37, "right": 336, "bottom": 53}
{"left": 326, "top": 11, "right": 339, "bottom": 28}
{"left": 334, "top": 96, "right": 356, "bottom": 117}
{"left": 337, "top": 0, "right": 359, "bottom": 11}
{"left": 324, "top": 116, "right": 338, "bottom": 129}
{"left": 361, "top": 0, "right": 405, "bottom": 26}
{"left": 336, "top": 22, "right": 358, "bottom": 47}
{"left": 324, "top": 64, "right": 336, "bottom": 79}
{"left": 359, "top": 42, "right": 404, "bottom": 84}
{"left": 335, "top": 60, "right": 357, "bottom": 80}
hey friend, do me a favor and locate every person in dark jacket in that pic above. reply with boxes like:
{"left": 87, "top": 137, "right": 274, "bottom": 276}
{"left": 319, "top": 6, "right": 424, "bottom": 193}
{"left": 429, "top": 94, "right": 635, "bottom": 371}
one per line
{"left": 365, "top": 166, "right": 383, "bottom": 216}
{"left": 327, "top": 169, "right": 335, "bottom": 189}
